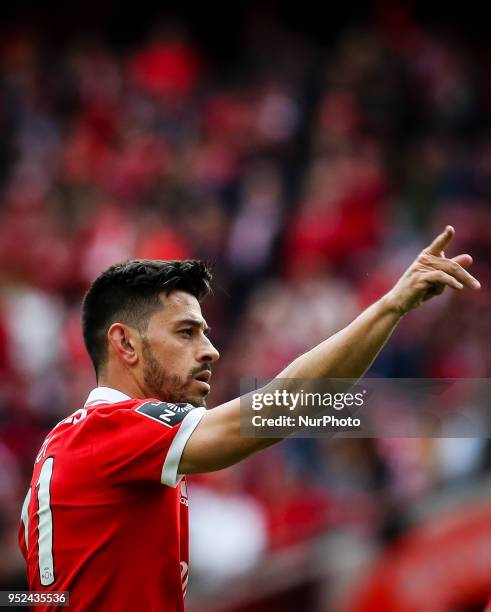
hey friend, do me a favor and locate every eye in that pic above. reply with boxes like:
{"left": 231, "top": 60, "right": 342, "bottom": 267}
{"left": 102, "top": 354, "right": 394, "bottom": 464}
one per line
{"left": 180, "top": 328, "right": 194, "bottom": 337}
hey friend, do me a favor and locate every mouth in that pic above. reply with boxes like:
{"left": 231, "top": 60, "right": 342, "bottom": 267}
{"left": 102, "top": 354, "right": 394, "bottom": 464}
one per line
{"left": 193, "top": 368, "right": 212, "bottom": 394}
{"left": 194, "top": 370, "right": 211, "bottom": 384}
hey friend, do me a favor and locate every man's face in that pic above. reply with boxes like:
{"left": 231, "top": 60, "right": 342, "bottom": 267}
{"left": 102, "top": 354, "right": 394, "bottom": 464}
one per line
{"left": 139, "top": 291, "right": 220, "bottom": 407}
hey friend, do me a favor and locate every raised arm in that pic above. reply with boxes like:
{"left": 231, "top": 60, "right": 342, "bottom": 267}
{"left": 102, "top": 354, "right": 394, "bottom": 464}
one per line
{"left": 179, "top": 226, "right": 480, "bottom": 474}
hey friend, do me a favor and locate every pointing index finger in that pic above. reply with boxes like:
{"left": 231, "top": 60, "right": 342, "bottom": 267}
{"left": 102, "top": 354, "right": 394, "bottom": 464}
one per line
{"left": 426, "top": 225, "right": 455, "bottom": 255}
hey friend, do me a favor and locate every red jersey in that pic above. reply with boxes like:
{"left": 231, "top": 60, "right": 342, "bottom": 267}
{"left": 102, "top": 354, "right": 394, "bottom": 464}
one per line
{"left": 18, "top": 386, "right": 206, "bottom": 612}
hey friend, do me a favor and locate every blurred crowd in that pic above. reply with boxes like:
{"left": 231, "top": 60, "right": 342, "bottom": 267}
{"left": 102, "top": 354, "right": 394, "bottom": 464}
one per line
{"left": 0, "top": 6, "right": 490, "bottom": 608}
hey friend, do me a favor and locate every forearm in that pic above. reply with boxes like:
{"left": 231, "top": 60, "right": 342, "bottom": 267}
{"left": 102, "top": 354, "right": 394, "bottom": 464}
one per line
{"left": 278, "top": 225, "right": 480, "bottom": 383}
{"left": 278, "top": 293, "right": 403, "bottom": 381}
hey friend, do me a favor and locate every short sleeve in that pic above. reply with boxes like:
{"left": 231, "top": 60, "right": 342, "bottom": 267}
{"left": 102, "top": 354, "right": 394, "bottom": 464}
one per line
{"left": 89, "top": 402, "right": 206, "bottom": 488}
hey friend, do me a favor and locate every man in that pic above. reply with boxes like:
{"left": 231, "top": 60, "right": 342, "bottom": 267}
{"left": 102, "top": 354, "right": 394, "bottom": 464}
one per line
{"left": 19, "top": 226, "right": 480, "bottom": 611}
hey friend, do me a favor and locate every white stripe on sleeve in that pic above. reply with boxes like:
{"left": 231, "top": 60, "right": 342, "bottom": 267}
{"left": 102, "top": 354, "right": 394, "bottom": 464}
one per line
{"left": 161, "top": 407, "right": 206, "bottom": 487}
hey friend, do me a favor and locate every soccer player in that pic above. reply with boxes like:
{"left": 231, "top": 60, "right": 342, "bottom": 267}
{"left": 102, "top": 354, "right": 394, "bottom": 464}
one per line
{"left": 19, "top": 226, "right": 480, "bottom": 611}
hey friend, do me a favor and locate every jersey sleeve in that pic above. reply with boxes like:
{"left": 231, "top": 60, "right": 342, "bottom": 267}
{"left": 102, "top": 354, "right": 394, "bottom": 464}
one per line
{"left": 89, "top": 402, "right": 206, "bottom": 488}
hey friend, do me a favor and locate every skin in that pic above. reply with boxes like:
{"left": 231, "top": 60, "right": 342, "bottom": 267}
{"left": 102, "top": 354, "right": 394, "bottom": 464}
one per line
{"left": 99, "top": 226, "right": 481, "bottom": 475}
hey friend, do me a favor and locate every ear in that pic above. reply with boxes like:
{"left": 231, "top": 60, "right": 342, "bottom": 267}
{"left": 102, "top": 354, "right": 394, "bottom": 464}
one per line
{"left": 107, "top": 323, "right": 139, "bottom": 367}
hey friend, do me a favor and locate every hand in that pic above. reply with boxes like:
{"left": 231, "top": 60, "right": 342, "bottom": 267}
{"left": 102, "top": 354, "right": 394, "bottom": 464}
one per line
{"left": 385, "top": 225, "right": 481, "bottom": 316}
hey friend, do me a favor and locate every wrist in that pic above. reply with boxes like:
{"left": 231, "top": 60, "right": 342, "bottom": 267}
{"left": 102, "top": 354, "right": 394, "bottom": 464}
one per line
{"left": 379, "top": 291, "right": 407, "bottom": 319}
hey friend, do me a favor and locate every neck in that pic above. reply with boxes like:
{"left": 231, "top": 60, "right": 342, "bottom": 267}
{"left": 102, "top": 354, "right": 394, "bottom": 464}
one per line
{"left": 97, "top": 374, "right": 147, "bottom": 400}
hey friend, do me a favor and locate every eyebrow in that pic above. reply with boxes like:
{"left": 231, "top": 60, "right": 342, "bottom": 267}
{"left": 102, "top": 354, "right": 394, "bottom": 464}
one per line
{"left": 175, "top": 318, "right": 211, "bottom": 334}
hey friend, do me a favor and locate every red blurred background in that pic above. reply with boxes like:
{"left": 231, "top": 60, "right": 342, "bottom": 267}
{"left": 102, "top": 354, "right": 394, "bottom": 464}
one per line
{"left": 0, "top": 2, "right": 490, "bottom": 610}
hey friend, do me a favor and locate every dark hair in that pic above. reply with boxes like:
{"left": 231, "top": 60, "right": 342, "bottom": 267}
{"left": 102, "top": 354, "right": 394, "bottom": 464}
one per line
{"left": 82, "top": 259, "right": 212, "bottom": 376}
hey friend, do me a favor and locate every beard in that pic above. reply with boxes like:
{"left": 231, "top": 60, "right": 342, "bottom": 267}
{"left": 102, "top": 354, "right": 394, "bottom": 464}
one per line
{"left": 141, "top": 338, "right": 208, "bottom": 408}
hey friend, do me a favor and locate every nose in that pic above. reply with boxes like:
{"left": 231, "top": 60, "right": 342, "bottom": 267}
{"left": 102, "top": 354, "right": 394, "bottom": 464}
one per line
{"left": 199, "top": 336, "right": 220, "bottom": 364}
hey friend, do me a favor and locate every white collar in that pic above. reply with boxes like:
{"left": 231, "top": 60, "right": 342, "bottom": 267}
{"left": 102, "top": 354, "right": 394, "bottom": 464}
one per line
{"left": 84, "top": 386, "right": 131, "bottom": 407}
